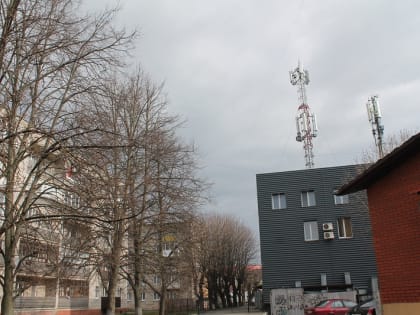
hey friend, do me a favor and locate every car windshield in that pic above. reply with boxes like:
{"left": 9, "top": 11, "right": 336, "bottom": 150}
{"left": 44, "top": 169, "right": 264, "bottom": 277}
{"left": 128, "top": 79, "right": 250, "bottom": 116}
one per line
{"left": 315, "top": 300, "right": 330, "bottom": 307}
{"left": 343, "top": 301, "right": 357, "bottom": 307}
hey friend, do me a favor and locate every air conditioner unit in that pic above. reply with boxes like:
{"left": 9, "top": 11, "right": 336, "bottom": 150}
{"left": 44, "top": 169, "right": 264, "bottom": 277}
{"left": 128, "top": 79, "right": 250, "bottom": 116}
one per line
{"left": 324, "top": 231, "right": 334, "bottom": 240}
{"left": 323, "top": 222, "right": 334, "bottom": 231}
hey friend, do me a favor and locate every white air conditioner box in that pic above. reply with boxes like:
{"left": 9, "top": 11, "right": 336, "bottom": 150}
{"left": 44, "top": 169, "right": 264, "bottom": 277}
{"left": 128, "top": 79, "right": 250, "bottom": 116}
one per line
{"left": 324, "top": 231, "right": 334, "bottom": 240}
{"left": 323, "top": 222, "right": 334, "bottom": 231}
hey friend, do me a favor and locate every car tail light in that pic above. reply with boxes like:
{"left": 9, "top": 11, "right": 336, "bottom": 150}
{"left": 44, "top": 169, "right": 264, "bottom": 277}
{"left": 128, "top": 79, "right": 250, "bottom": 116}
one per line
{"left": 367, "top": 309, "right": 374, "bottom": 315}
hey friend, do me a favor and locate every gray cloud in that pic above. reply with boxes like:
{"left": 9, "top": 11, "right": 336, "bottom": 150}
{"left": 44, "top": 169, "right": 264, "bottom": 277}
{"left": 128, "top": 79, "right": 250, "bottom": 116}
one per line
{"left": 89, "top": 1, "right": 420, "bottom": 259}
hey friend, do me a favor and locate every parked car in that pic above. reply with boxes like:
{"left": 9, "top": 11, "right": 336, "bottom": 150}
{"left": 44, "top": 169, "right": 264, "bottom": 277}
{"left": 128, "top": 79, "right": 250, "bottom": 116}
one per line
{"left": 304, "top": 299, "right": 358, "bottom": 315}
{"left": 348, "top": 300, "right": 377, "bottom": 315}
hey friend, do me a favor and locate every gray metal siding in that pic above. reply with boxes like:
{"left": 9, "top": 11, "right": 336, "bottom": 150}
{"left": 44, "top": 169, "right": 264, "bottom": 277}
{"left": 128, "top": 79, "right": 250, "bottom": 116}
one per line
{"left": 256, "top": 165, "right": 378, "bottom": 305}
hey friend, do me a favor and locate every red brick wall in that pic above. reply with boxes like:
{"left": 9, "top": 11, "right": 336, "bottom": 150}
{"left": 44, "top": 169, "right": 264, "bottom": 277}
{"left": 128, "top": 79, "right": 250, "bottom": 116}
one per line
{"left": 367, "top": 152, "right": 420, "bottom": 304}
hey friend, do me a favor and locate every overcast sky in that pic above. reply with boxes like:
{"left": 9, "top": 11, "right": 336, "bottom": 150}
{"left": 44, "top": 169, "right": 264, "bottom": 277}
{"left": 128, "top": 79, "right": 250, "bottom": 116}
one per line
{"left": 90, "top": 1, "right": 419, "bottom": 257}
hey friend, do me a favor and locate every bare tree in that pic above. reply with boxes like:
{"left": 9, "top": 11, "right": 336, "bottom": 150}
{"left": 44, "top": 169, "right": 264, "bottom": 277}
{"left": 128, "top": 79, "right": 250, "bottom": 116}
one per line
{"left": 77, "top": 68, "right": 206, "bottom": 315}
{"left": 359, "top": 129, "right": 417, "bottom": 164}
{"left": 197, "top": 214, "right": 256, "bottom": 310}
{"left": 75, "top": 74, "right": 144, "bottom": 315}
{"left": 115, "top": 72, "right": 178, "bottom": 315}
{"left": 0, "top": 1, "right": 133, "bottom": 314}
{"left": 141, "top": 127, "right": 205, "bottom": 315}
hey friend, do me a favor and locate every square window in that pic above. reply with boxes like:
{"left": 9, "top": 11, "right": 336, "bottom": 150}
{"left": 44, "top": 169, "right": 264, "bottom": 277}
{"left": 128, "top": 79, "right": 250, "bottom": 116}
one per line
{"left": 304, "top": 221, "right": 319, "bottom": 241}
{"left": 337, "top": 217, "right": 353, "bottom": 238}
{"left": 271, "top": 193, "right": 287, "bottom": 209}
{"left": 153, "top": 292, "right": 160, "bottom": 300}
{"left": 334, "top": 194, "right": 349, "bottom": 205}
{"left": 301, "top": 191, "right": 316, "bottom": 207}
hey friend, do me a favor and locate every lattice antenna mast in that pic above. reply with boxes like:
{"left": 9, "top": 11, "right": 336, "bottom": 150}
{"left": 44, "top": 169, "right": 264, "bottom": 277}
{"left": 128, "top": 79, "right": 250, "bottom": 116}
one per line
{"left": 366, "top": 95, "right": 384, "bottom": 158}
{"left": 290, "top": 62, "right": 318, "bottom": 168}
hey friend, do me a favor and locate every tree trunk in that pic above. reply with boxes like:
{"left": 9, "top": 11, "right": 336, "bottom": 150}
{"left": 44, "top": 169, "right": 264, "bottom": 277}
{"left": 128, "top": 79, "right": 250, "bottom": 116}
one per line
{"left": 133, "top": 238, "right": 143, "bottom": 315}
{"left": 105, "top": 222, "right": 124, "bottom": 315}
{"left": 2, "top": 228, "right": 16, "bottom": 315}
{"left": 133, "top": 282, "right": 144, "bottom": 315}
{"left": 158, "top": 286, "right": 166, "bottom": 315}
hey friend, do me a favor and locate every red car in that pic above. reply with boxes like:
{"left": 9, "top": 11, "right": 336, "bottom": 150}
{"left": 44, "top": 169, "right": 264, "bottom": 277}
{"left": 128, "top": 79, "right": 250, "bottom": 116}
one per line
{"left": 304, "top": 299, "right": 358, "bottom": 315}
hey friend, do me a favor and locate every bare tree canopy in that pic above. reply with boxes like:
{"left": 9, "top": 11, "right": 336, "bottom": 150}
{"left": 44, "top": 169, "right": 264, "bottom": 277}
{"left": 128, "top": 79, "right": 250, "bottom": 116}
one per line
{"left": 358, "top": 129, "right": 418, "bottom": 164}
{"left": 0, "top": 2, "right": 209, "bottom": 315}
{"left": 195, "top": 213, "right": 257, "bottom": 310}
{"left": 0, "top": 1, "right": 134, "bottom": 314}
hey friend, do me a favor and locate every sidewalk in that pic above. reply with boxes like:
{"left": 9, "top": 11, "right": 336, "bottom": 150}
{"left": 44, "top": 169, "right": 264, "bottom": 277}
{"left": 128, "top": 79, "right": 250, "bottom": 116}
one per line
{"left": 196, "top": 305, "right": 267, "bottom": 315}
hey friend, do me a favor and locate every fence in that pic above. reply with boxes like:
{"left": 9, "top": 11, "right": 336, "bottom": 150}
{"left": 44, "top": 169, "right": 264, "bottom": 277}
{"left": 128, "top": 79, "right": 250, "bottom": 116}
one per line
{"left": 166, "top": 298, "right": 209, "bottom": 314}
{"left": 14, "top": 296, "right": 89, "bottom": 309}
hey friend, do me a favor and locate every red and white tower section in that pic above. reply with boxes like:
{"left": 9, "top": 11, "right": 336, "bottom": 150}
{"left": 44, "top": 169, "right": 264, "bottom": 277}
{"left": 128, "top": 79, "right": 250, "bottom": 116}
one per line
{"left": 289, "top": 62, "right": 318, "bottom": 168}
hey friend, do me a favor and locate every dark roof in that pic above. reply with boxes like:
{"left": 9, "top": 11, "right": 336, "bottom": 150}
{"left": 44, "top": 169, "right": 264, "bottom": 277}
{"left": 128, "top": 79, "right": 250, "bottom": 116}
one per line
{"left": 338, "top": 132, "right": 420, "bottom": 194}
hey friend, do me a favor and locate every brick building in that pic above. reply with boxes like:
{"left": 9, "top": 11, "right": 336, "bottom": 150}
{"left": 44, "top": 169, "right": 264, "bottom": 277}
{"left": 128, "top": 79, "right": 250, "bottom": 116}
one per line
{"left": 339, "top": 132, "right": 420, "bottom": 315}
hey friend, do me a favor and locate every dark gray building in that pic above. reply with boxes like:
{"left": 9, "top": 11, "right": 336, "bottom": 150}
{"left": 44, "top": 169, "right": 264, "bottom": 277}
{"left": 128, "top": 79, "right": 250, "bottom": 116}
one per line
{"left": 256, "top": 165, "right": 378, "bottom": 307}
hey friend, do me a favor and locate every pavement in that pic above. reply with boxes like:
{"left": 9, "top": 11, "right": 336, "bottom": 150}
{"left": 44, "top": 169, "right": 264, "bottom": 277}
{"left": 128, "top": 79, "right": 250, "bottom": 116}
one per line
{"left": 196, "top": 305, "right": 267, "bottom": 315}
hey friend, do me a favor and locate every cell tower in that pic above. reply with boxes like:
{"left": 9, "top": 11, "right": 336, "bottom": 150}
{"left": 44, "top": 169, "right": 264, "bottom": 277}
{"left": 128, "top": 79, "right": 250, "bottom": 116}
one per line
{"left": 366, "top": 95, "right": 385, "bottom": 158}
{"left": 289, "top": 62, "right": 318, "bottom": 168}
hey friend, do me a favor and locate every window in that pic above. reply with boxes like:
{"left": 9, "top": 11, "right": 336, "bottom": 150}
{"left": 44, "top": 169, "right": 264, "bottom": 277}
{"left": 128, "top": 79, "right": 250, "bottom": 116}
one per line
{"left": 163, "top": 241, "right": 177, "bottom": 257}
{"left": 163, "top": 242, "right": 174, "bottom": 251}
{"left": 332, "top": 300, "right": 344, "bottom": 308}
{"left": 0, "top": 192, "right": 5, "bottom": 220}
{"left": 337, "top": 217, "right": 353, "bottom": 238}
{"left": 304, "top": 221, "right": 319, "bottom": 241}
{"left": 64, "top": 192, "right": 80, "bottom": 208}
{"left": 334, "top": 193, "right": 349, "bottom": 205}
{"left": 301, "top": 191, "right": 316, "bottom": 207}
{"left": 271, "top": 193, "right": 287, "bottom": 209}
{"left": 95, "top": 286, "right": 100, "bottom": 298}
{"left": 169, "top": 274, "right": 178, "bottom": 283}
{"left": 141, "top": 292, "right": 146, "bottom": 301}
{"left": 127, "top": 290, "right": 132, "bottom": 301}
{"left": 153, "top": 292, "right": 160, "bottom": 300}
{"left": 153, "top": 275, "right": 161, "bottom": 284}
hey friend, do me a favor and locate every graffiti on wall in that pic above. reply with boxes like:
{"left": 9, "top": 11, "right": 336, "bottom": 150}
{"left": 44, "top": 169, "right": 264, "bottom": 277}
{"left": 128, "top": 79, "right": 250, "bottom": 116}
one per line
{"left": 271, "top": 289, "right": 356, "bottom": 315}
{"left": 271, "top": 288, "right": 304, "bottom": 315}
